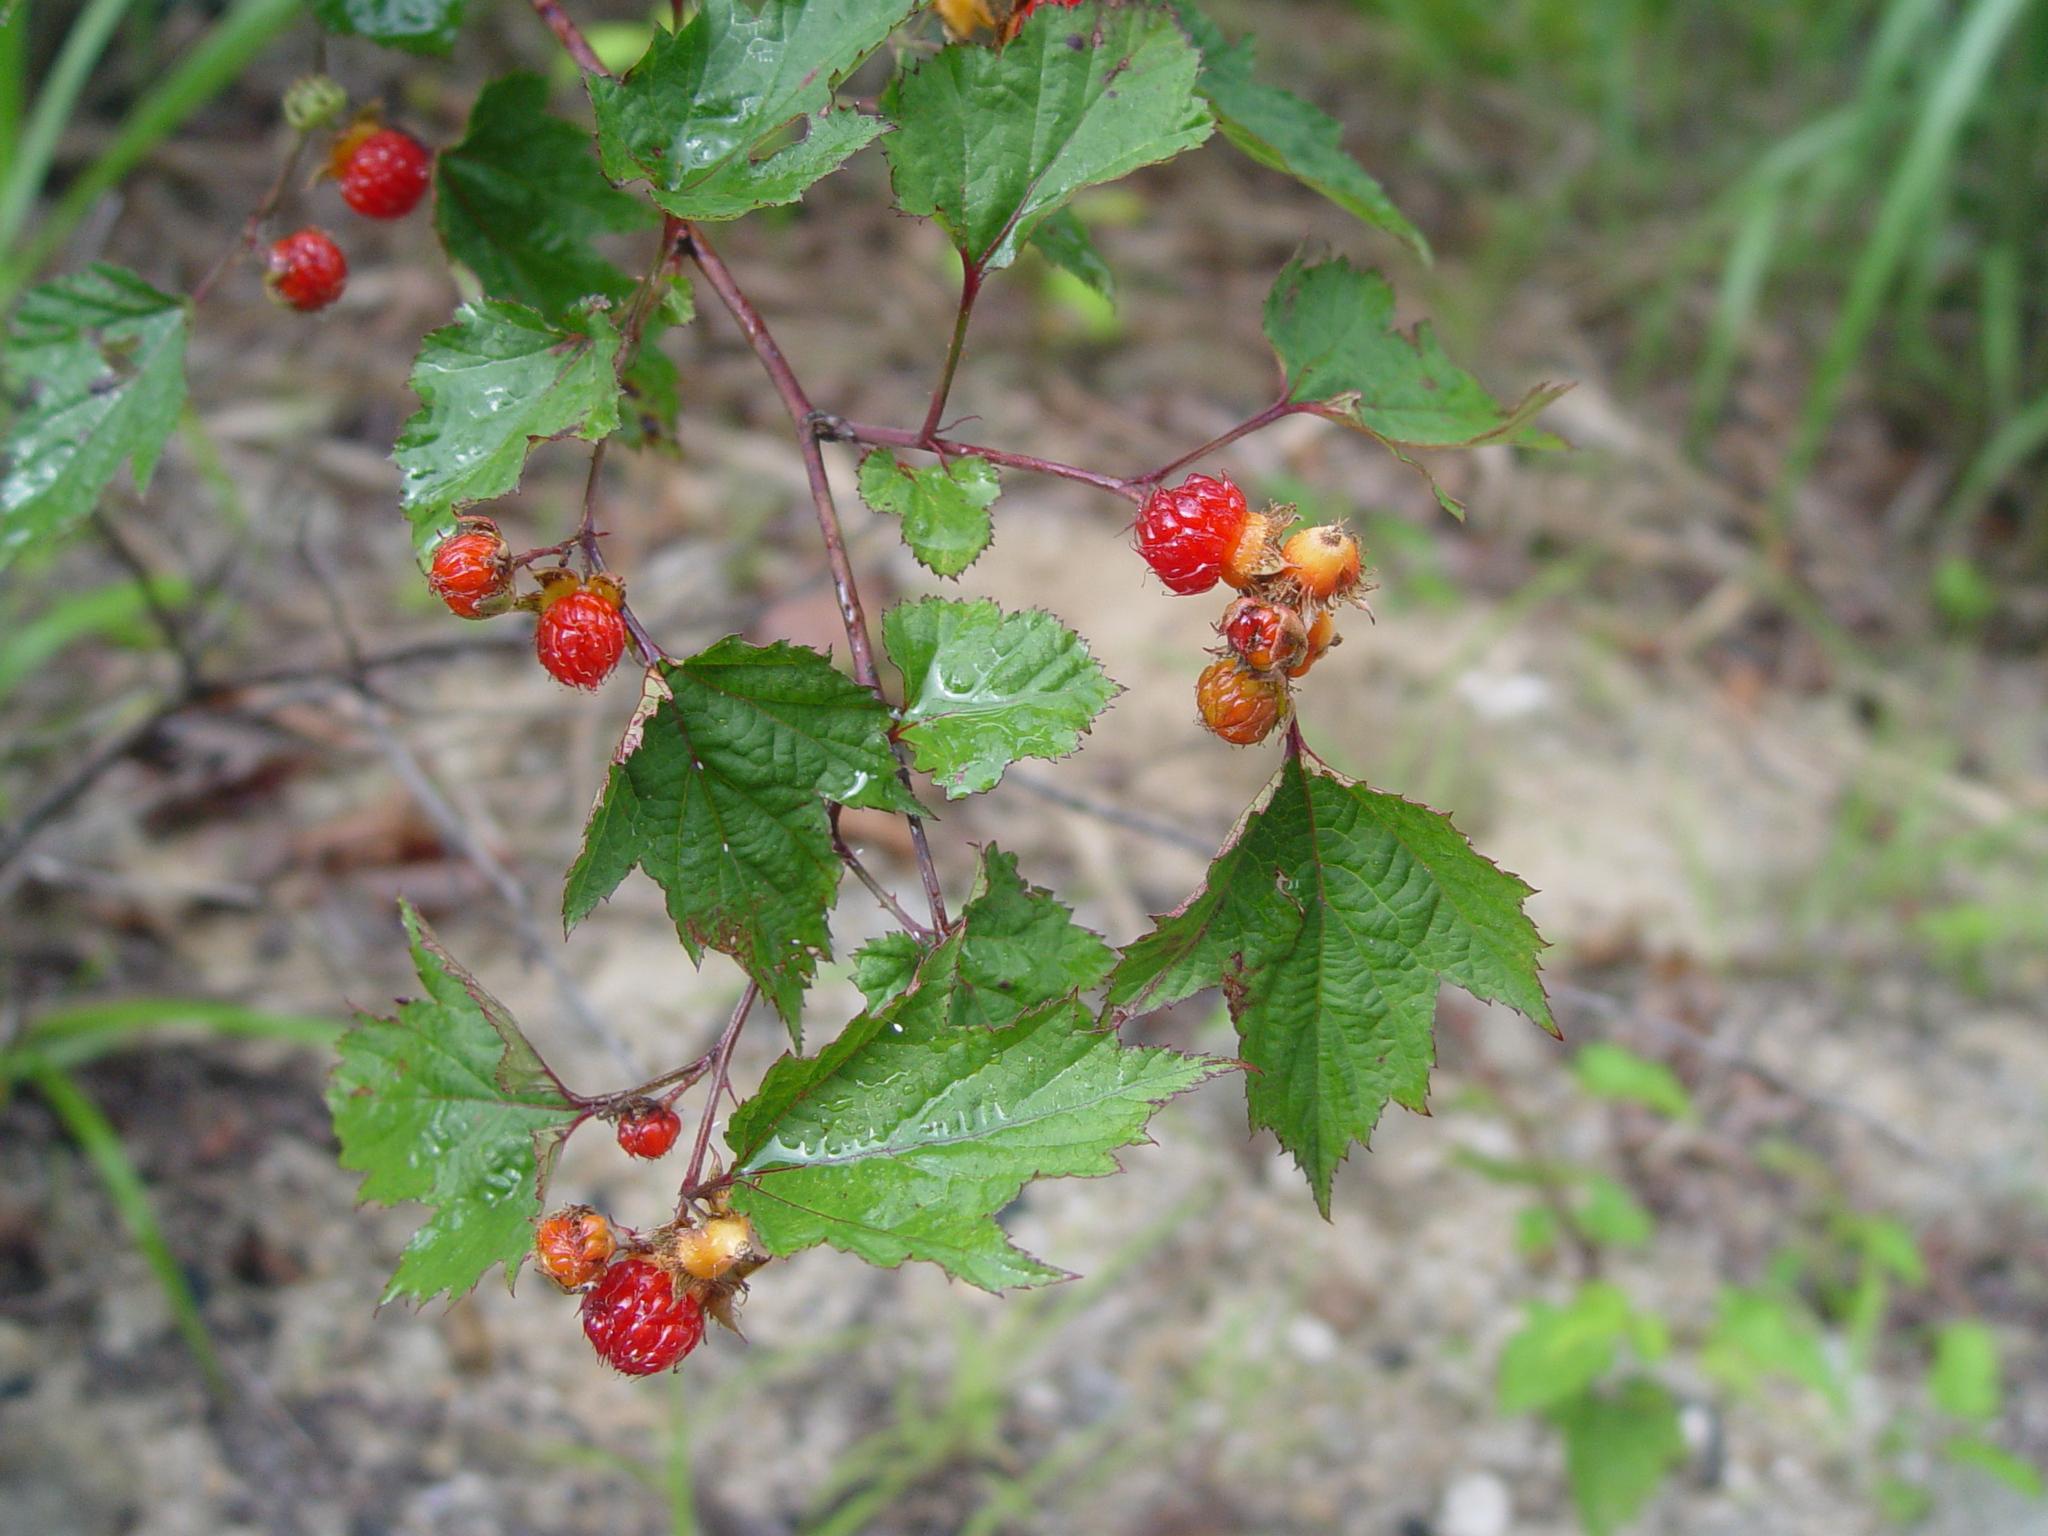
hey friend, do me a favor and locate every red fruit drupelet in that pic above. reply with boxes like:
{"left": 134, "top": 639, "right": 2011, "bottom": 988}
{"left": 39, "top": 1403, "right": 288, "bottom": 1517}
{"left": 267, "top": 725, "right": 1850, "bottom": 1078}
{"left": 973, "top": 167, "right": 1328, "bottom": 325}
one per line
{"left": 264, "top": 228, "right": 347, "bottom": 312}
{"left": 536, "top": 581, "right": 627, "bottom": 689}
{"left": 336, "top": 127, "right": 432, "bottom": 220}
{"left": 1011, "top": 0, "right": 1086, "bottom": 22}
{"left": 1135, "top": 474, "right": 1250, "bottom": 595}
{"left": 427, "top": 520, "right": 512, "bottom": 618}
{"left": 615, "top": 1103, "right": 681, "bottom": 1160}
{"left": 581, "top": 1258, "right": 705, "bottom": 1375}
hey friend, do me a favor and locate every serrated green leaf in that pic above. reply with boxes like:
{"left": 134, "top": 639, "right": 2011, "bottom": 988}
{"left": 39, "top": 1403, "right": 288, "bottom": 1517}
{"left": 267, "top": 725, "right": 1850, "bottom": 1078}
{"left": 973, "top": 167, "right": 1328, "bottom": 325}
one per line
{"left": 1029, "top": 208, "right": 1115, "bottom": 301}
{"left": 882, "top": 3, "right": 1211, "bottom": 274}
{"left": 728, "top": 989, "right": 1216, "bottom": 1290}
{"left": 394, "top": 299, "right": 622, "bottom": 560}
{"left": 852, "top": 932, "right": 925, "bottom": 1010}
{"left": 1499, "top": 1282, "right": 1637, "bottom": 1413}
{"left": 858, "top": 448, "right": 1000, "bottom": 576}
{"left": 0, "top": 264, "right": 186, "bottom": 574}
{"left": 589, "top": 0, "right": 910, "bottom": 220}
{"left": 435, "top": 73, "right": 655, "bottom": 320}
{"left": 1550, "top": 1379, "right": 1686, "bottom": 1536}
{"left": 1942, "top": 1437, "right": 2045, "bottom": 1497}
{"left": 564, "top": 642, "right": 922, "bottom": 1029}
{"left": 1930, "top": 1320, "right": 2002, "bottom": 1422}
{"left": 928, "top": 845, "right": 1117, "bottom": 1027}
{"left": 1110, "top": 757, "right": 1552, "bottom": 1213}
{"left": 326, "top": 904, "right": 579, "bottom": 1303}
{"left": 1171, "top": 3, "right": 1426, "bottom": 258}
{"left": 1573, "top": 1041, "right": 1692, "bottom": 1120}
{"left": 310, "top": 0, "right": 465, "bottom": 52}
{"left": 1264, "top": 255, "right": 1566, "bottom": 450}
{"left": 885, "top": 598, "right": 1118, "bottom": 798}
{"left": 619, "top": 341, "right": 683, "bottom": 455}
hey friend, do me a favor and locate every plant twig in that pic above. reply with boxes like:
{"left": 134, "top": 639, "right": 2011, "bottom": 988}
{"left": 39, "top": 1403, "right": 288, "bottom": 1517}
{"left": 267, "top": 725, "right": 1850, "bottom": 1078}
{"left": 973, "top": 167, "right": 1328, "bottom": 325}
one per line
{"left": 528, "top": 0, "right": 609, "bottom": 76}
{"left": 190, "top": 127, "right": 310, "bottom": 308}
{"left": 681, "top": 981, "right": 757, "bottom": 1200}
{"left": 684, "top": 222, "right": 950, "bottom": 930}
{"left": 920, "top": 262, "right": 983, "bottom": 443}
{"left": 836, "top": 419, "right": 1143, "bottom": 502}
{"left": 832, "top": 812, "right": 935, "bottom": 940}
{"left": 575, "top": 437, "right": 666, "bottom": 664}
{"left": 1135, "top": 397, "right": 1302, "bottom": 486}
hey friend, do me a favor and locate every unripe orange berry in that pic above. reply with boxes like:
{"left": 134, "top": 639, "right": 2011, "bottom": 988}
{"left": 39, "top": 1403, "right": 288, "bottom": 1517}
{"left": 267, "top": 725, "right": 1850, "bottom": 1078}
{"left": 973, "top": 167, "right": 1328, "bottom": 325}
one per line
{"left": 1279, "top": 524, "right": 1363, "bottom": 602}
{"left": 1220, "top": 511, "right": 1282, "bottom": 591}
{"left": 1195, "top": 658, "right": 1287, "bottom": 746}
{"left": 1286, "top": 610, "right": 1337, "bottom": 678}
{"left": 534, "top": 1204, "right": 616, "bottom": 1290}
{"left": 666, "top": 1214, "right": 759, "bottom": 1282}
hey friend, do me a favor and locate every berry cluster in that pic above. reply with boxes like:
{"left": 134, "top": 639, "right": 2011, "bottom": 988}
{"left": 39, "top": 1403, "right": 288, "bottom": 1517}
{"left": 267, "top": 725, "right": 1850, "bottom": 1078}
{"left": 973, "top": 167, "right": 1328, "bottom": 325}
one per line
{"left": 260, "top": 86, "right": 433, "bottom": 316}
{"left": 1134, "top": 473, "right": 1369, "bottom": 746}
{"left": 534, "top": 1194, "right": 765, "bottom": 1376}
{"left": 422, "top": 517, "right": 631, "bottom": 689}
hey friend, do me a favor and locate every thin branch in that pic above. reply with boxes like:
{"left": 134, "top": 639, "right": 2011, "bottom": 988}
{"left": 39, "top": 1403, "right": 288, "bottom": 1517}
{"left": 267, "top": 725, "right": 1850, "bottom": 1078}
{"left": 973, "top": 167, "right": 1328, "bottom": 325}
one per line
{"left": 685, "top": 221, "right": 950, "bottom": 930}
{"left": 833, "top": 814, "right": 935, "bottom": 941}
{"left": 91, "top": 512, "right": 203, "bottom": 690}
{"left": 680, "top": 981, "right": 757, "bottom": 1201}
{"left": 920, "top": 262, "right": 983, "bottom": 443}
{"left": 1135, "top": 398, "right": 1302, "bottom": 487}
{"left": 528, "top": 0, "right": 609, "bottom": 76}
{"left": 574, "top": 437, "right": 666, "bottom": 664}
{"left": 836, "top": 419, "right": 1143, "bottom": 503}
{"left": 190, "top": 129, "right": 311, "bottom": 308}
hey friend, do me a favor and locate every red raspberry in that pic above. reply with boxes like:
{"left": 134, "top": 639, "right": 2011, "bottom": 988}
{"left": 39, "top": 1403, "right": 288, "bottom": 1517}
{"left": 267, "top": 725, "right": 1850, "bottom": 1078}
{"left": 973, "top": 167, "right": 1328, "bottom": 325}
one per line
{"left": 1195, "top": 658, "right": 1287, "bottom": 746}
{"left": 334, "top": 126, "right": 432, "bottom": 220}
{"left": 1010, "top": 0, "right": 1085, "bottom": 24}
{"left": 1279, "top": 524, "right": 1365, "bottom": 603}
{"left": 533, "top": 1205, "right": 616, "bottom": 1290}
{"left": 581, "top": 1257, "right": 704, "bottom": 1375}
{"left": 1221, "top": 596, "right": 1308, "bottom": 675}
{"left": 535, "top": 573, "right": 628, "bottom": 689}
{"left": 263, "top": 228, "right": 347, "bottom": 312}
{"left": 615, "top": 1102, "right": 681, "bottom": 1160}
{"left": 1135, "top": 474, "right": 1250, "bottom": 595}
{"left": 427, "top": 517, "right": 512, "bottom": 618}
{"left": 1286, "top": 609, "right": 1337, "bottom": 679}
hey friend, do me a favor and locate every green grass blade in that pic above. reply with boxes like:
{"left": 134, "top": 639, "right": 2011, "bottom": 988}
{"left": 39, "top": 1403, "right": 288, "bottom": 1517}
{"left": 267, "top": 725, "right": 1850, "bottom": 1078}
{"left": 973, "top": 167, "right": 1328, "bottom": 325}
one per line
{"left": 26, "top": 1059, "right": 228, "bottom": 1392}
{"left": 1979, "top": 240, "right": 2021, "bottom": 416}
{"left": 1785, "top": 0, "right": 2037, "bottom": 495}
{"left": 0, "top": 0, "right": 140, "bottom": 255}
{"left": 0, "top": 0, "right": 301, "bottom": 304}
{"left": 0, "top": 0, "right": 28, "bottom": 171}
{"left": 1689, "top": 184, "right": 1782, "bottom": 447}
{"left": 0, "top": 576, "right": 195, "bottom": 706}
{"left": 1941, "top": 387, "right": 2048, "bottom": 529}
{"left": 2, "top": 998, "right": 343, "bottom": 1081}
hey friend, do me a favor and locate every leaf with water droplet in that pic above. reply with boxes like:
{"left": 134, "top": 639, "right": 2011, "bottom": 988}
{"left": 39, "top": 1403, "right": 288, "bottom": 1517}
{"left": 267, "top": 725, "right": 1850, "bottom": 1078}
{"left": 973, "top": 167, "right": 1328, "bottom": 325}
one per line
{"left": 1109, "top": 755, "right": 1554, "bottom": 1215}
{"left": 0, "top": 264, "right": 186, "bottom": 576}
{"left": 395, "top": 298, "right": 623, "bottom": 561}
{"left": 728, "top": 981, "right": 1220, "bottom": 1290}
{"left": 857, "top": 448, "right": 999, "bottom": 577}
{"left": 327, "top": 903, "right": 580, "bottom": 1304}
{"left": 884, "top": 597, "right": 1118, "bottom": 798}
{"left": 565, "top": 640, "right": 923, "bottom": 1034}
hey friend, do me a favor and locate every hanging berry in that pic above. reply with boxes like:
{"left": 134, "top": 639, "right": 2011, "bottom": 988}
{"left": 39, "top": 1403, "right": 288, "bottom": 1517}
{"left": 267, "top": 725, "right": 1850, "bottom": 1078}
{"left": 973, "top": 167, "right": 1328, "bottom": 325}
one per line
{"left": 1286, "top": 609, "right": 1338, "bottom": 678}
{"left": 263, "top": 229, "right": 347, "bottom": 313}
{"left": 1195, "top": 658, "right": 1288, "bottom": 746}
{"left": 1136, "top": 474, "right": 1255, "bottom": 595}
{"left": 1279, "top": 524, "right": 1365, "bottom": 603}
{"left": 662, "top": 1214, "right": 760, "bottom": 1283}
{"left": 615, "top": 1101, "right": 682, "bottom": 1160}
{"left": 1221, "top": 595, "right": 1309, "bottom": 675}
{"left": 533, "top": 1205, "right": 617, "bottom": 1291}
{"left": 581, "top": 1257, "right": 705, "bottom": 1375}
{"left": 535, "top": 572, "right": 628, "bottom": 689}
{"left": 426, "top": 517, "right": 513, "bottom": 618}
{"left": 331, "top": 122, "right": 432, "bottom": 220}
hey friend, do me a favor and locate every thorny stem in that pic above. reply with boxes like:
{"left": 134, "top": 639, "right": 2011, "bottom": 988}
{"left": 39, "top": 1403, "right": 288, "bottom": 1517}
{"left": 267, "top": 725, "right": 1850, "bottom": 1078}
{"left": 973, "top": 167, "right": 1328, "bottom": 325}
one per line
{"left": 920, "top": 262, "right": 982, "bottom": 443}
{"left": 684, "top": 221, "right": 951, "bottom": 931}
{"left": 680, "top": 982, "right": 758, "bottom": 1203}
{"left": 189, "top": 127, "right": 311, "bottom": 308}
{"left": 835, "top": 420, "right": 1144, "bottom": 503}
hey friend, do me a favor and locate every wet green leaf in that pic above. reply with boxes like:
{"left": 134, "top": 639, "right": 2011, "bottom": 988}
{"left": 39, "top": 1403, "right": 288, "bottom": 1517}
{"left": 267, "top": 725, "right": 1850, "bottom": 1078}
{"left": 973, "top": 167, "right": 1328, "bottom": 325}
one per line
{"left": 0, "top": 264, "right": 186, "bottom": 574}
{"left": 564, "top": 642, "right": 921, "bottom": 1030}
{"left": 882, "top": 2, "right": 1211, "bottom": 273}
{"left": 1111, "top": 757, "right": 1553, "bottom": 1213}
{"left": 885, "top": 598, "right": 1118, "bottom": 798}
{"left": 327, "top": 904, "right": 579, "bottom": 1303}
{"left": 857, "top": 448, "right": 1000, "bottom": 576}
{"left": 310, "top": 0, "right": 466, "bottom": 53}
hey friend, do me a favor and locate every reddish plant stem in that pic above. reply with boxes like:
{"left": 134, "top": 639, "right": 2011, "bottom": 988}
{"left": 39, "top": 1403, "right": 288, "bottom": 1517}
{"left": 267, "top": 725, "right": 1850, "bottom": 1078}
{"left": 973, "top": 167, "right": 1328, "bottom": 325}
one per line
{"left": 837, "top": 419, "right": 1144, "bottom": 503}
{"left": 920, "top": 262, "right": 983, "bottom": 442}
{"left": 190, "top": 129, "right": 310, "bottom": 308}
{"left": 577, "top": 438, "right": 665, "bottom": 664}
{"left": 684, "top": 221, "right": 950, "bottom": 931}
{"left": 1134, "top": 398, "right": 1302, "bottom": 487}
{"left": 528, "top": 0, "right": 608, "bottom": 75}
{"left": 833, "top": 813, "right": 935, "bottom": 941}
{"left": 680, "top": 982, "right": 758, "bottom": 1201}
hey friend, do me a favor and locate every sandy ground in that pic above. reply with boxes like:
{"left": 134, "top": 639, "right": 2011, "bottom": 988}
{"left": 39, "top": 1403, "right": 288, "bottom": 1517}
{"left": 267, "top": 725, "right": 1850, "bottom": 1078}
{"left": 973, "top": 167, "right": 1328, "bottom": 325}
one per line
{"left": 4, "top": 6, "right": 2047, "bottom": 1535}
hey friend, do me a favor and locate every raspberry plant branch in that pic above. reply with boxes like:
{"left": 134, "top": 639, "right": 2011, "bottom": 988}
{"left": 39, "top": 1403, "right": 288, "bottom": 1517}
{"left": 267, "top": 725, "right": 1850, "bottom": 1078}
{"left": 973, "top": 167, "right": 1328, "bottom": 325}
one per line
{"left": 527, "top": 0, "right": 608, "bottom": 77}
{"left": 919, "top": 261, "right": 984, "bottom": 444}
{"left": 189, "top": 125, "right": 311, "bottom": 308}
{"left": 831, "top": 812, "right": 937, "bottom": 941}
{"left": 574, "top": 437, "right": 665, "bottom": 665}
{"left": 836, "top": 419, "right": 1144, "bottom": 502}
{"left": 1135, "top": 397, "right": 1303, "bottom": 487}
{"left": 679, "top": 980, "right": 758, "bottom": 1204}
{"left": 682, "top": 219, "right": 951, "bottom": 931}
